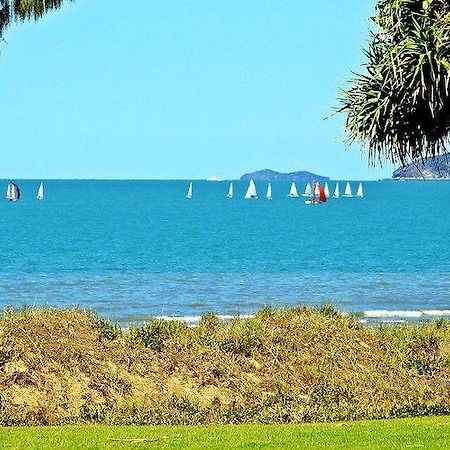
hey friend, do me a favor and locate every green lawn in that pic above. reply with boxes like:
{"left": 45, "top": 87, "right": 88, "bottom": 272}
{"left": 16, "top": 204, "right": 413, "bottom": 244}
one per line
{"left": 1, "top": 416, "right": 449, "bottom": 449}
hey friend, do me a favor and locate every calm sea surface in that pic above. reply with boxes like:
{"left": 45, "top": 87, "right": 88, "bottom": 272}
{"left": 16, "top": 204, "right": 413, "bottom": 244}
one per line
{"left": 0, "top": 179, "right": 449, "bottom": 324}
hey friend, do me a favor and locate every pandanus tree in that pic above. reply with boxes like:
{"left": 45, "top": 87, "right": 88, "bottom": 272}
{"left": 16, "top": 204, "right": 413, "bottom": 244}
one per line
{"left": 0, "top": 0, "right": 72, "bottom": 37}
{"left": 339, "top": 0, "right": 450, "bottom": 167}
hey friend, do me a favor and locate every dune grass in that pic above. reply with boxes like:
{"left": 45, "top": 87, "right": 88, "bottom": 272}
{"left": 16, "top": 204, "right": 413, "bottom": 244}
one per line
{"left": 1, "top": 416, "right": 450, "bottom": 449}
{"left": 0, "top": 305, "right": 450, "bottom": 425}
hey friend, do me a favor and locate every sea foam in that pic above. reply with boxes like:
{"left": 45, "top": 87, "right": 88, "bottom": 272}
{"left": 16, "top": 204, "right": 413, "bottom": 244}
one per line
{"left": 364, "top": 309, "right": 450, "bottom": 318}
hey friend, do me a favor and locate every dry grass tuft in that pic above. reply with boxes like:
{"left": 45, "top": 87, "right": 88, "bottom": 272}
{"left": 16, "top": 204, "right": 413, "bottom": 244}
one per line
{"left": 0, "top": 306, "right": 449, "bottom": 425}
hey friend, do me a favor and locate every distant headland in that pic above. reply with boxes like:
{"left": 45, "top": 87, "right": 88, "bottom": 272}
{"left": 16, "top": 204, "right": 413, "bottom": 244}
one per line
{"left": 392, "top": 153, "right": 450, "bottom": 179}
{"left": 240, "top": 169, "right": 329, "bottom": 182}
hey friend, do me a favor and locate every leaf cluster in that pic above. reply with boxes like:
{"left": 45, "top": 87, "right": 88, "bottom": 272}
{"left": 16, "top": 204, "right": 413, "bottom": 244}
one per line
{"left": 0, "top": 0, "right": 72, "bottom": 37}
{"left": 340, "top": 0, "right": 450, "bottom": 166}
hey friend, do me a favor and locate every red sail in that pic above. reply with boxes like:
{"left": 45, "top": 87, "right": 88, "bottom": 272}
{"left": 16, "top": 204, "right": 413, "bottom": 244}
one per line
{"left": 318, "top": 184, "right": 327, "bottom": 203}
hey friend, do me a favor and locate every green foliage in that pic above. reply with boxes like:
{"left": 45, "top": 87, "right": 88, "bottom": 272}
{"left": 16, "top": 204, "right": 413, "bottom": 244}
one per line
{"left": 218, "top": 322, "right": 262, "bottom": 357}
{"left": 79, "top": 403, "right": 108, "bottom": 423}
{"left": 0, "top": 0, "right": 73, "bottom": 37}
{"left": 94, "top": 317, "right": 121, "bottom": 341}
{"left": 318, "top": 303, "right": 341, "bottom": 319}
{"left": 198, "top": 312, "right": 221, "bottom": 330}
{"left": 132, "top": 319, "right": 187, "bottom": 351}
{"left": 339, "top": 0, "right": 450, "bottom": 166}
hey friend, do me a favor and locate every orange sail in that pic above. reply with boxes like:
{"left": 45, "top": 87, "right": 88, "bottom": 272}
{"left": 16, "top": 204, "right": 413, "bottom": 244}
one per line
{"left": 318, "top": 184, "right": 327, "bottom": 203}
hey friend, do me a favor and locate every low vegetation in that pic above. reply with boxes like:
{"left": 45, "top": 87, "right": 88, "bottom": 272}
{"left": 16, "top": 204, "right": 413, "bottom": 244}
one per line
{"left": 0, "top": 306, "right": 450, "bottom": 426}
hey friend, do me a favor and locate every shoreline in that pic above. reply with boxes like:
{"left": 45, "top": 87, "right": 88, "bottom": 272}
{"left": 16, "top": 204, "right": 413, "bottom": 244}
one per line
{"left": 6, "top": 304, "right": 450, "bottom": 328}
{"left": 106, "top": 306, "right": 450, "bottom": 327}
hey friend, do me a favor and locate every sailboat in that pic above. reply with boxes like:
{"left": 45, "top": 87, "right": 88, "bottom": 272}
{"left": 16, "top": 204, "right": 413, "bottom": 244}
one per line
{"left": 343, "top": 182, "right": 353, "bottom": 198}
{"left": 227, "top": 182, "right": 233, "bottom": 199}
{"left": 305, "top": 182, "right": 327, "bottom": 205}
{"left": 356, "top": 182, "right": 364, "bottom": 198}
{"left": 186, "top": 182, "right": 193, "bottom": 199}
{"left": 6, "top": 182, "right": 20, "bottom": 202}
{"left": 333, "top": 182, "right": 340, "bottom": 199}
{"left": 288, "top": 182, "right": 299, "bottom": 198}
{"left": 324, "top": 182, "right": 330, "bottom": 199}
{"left": 37, "top": 182, "right": 44, "bottom": 200}
{"left": 245, "top": 179, "right": 258, "bottom": 199}
{"left": 266, "top": 183, "right": 272, "bottom": 200}
{"left": 302, "top": 183, "right": 312, "bottom": 197}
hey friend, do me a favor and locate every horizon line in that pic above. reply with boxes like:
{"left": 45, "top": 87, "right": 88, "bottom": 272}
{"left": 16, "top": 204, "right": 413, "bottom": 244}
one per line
{"left": 0, "top": 177, "right": 389, "bottom": 182}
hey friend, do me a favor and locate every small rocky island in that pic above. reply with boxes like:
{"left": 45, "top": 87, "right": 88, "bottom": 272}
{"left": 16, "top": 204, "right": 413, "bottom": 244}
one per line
{"left": 240, "top": 169, "right": 329, "bottom": 182}
{"left": 392, "top": 153, "right": 450, "bottom": 179}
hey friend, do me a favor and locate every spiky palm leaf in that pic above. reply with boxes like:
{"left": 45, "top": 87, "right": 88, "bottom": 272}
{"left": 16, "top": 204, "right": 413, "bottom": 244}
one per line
{"left": 339, "top": 0, "right": 450, "bottom": 166}
{"left": 0, "top": 0, "right": 72, "bottom": 37}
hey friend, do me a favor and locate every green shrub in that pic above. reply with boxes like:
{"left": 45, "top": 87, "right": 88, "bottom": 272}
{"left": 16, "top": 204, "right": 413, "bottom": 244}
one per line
{"left": 318, "top": 303, "right": 341, "bottom": 319}
{"left": 219, "top": 321, "right": 263, "bottom": 357}
{"left": 135, "top": 319, "right": 186, "bottom": 351}
{"left": 94, "top": 317, "right": 121, "bottom": 341}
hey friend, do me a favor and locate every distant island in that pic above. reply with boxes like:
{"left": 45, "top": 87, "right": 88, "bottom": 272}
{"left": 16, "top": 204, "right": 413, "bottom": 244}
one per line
{"left": 392, "top": 153, "right": 450, "bottom": 179}
{"left": 240, "top": 169, "right": 329, "bottom": 182}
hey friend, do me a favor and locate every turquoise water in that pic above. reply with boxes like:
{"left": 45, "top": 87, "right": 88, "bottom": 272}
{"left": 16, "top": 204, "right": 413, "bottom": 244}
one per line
{"left": 0, "top": 179, "right": 449, "bottom": 323}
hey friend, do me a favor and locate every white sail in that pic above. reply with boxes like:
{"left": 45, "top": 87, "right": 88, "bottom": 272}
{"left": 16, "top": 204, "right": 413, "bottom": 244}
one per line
{"left": 11, "top": 184, "right": 18, "bottom": 201}
{"left": 324, "top": 182, "right": 330, "bottom": 198}
{"left": 186, "top": 182, "right": 193, "bottom": 199}
{"left": 356, "top": 182, "right": 363, "bottom": 198}
{"left": 288, "top": 182, "right": 299, "bottom": 198}
{"left": 227, "top": 182, "right": 233, "bottom": 198}
{"left": 266, "top": 183, "right": 272, "bottom": 200}
{"left": 245, "top": 179, "right": 258, "bottom": 199}
{"left": 314, "top": 183, "right": 320, "bottom": 196}
{"left": 302, "top": 183, "right": 312, "bottom": 197}
{"left": 6, "top": 183, "right": 12, "bottom": 200}
{"left": 343, "top": 182, "right": 352, "bottom": 197}
{"left": 37, "top": 182, "right": 44, "bottom": 200}
{"left": 333, "top": 183, "right": 340, "bottom": 198}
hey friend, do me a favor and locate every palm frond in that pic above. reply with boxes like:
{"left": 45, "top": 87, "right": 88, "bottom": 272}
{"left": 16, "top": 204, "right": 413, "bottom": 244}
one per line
{"left": 339, "top": 0, "right": 450, "bottom": 166}
{"left": 0, "top": 0, "right": 73, "bottom": 36}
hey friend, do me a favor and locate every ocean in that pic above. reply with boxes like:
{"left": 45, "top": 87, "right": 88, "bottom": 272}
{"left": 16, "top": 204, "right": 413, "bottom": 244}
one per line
{"left": 1, "top": 179, "right": 449, "bottom": 324}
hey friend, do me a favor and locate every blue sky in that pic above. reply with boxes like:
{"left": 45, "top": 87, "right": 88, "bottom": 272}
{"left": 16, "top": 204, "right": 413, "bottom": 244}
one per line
{"left": 0, "top": 0, "right": 393, "bottom": 180}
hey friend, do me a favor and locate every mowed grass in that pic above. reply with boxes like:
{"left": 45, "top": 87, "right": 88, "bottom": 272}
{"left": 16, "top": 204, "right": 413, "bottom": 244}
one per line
{"left": 1, "top": 416, "right": 449, "bottom": 449}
